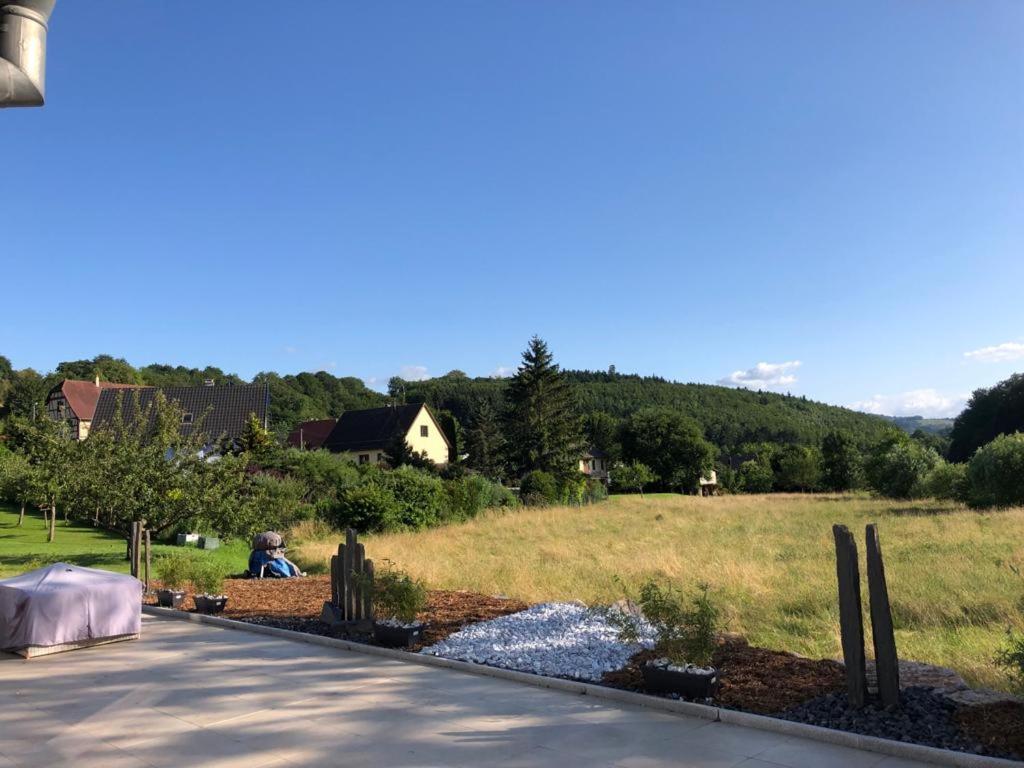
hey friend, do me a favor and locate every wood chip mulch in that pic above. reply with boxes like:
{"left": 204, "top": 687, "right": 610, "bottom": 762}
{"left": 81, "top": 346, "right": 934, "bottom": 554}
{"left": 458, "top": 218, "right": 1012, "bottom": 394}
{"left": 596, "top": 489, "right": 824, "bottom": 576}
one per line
{"left": 146, "top": 576, "right": 527, "bottom": 646}
{"left": 601, "top": 637, "right": 846, "bottom": 715}
{"left": 956, "top": 701, "right": 1024, "bottom": 760}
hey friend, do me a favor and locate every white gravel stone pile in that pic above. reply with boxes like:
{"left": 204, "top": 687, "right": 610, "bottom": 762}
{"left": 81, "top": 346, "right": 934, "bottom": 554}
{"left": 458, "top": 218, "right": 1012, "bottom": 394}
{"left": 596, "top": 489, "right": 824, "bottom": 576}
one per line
{"left": 419, "top": 602, "right": 655, "bottom": 681}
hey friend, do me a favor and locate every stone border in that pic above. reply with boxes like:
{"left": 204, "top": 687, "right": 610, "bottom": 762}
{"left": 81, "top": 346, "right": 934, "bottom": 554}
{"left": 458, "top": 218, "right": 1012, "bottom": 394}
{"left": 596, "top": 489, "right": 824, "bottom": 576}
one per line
{"left": 142, "top": 607, "right": 1021, "bottom": 768}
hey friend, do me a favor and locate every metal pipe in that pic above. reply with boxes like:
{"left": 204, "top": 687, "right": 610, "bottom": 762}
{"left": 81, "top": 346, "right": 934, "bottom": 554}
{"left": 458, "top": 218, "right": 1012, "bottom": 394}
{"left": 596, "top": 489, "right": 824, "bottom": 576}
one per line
{"left": 0, "top": 0, "right": 56, "bottom": 108}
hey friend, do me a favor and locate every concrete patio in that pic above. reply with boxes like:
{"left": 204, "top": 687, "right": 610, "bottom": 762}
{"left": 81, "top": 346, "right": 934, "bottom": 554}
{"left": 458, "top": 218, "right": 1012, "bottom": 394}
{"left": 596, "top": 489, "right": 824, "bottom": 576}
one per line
{"left": 0, "top": 615, "right": 934, "bottom": 768}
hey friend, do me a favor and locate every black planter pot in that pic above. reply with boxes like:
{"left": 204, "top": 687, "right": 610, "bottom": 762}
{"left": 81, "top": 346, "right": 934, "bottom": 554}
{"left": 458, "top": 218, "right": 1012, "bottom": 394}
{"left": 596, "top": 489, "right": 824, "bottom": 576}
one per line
{"left": 155, "top": 589, "right": 185, "bottom": 609}
{"left": 373, "top": 622, "right": 426, "bottom": 648}
{"left": 193, "top": 595, "right": 228, "bottom": 615}
{"left": 641, "top": 663, "right": 719, "bottom": 699}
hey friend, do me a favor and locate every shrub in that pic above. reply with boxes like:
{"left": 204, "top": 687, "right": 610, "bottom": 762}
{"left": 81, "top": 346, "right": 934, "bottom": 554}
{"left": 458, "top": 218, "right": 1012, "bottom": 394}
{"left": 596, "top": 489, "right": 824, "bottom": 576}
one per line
{"left": 865, "top": 439, "right": 939, "bottom": 499}
{"left": 519, "top": 470, "right": 559, "bottom": 506}
{"left": 607, "top": 580, "right": 720, "bottom": 668}
{"left": 583, "top": 478, "right": 608, "bottom": 504}
{"left": 332, "top": 485, "right": 403, "bottom": 532}
{"left": 967, "top": 432, "right": 1024, "bottom": 509}
{"left": 375, "top": 466, "right": 446, "bottom": 528}
{"left": 737, "top": 460, "right": 773, "bottom": 494}
{"left": 155, "top": 552, "right": 195, "bottom": 591}
{"left": 371, "top": 562, "right": 428, "bottom": 624}
{"left": 995, "top": 630, "right": 1024, "bottom": 692}
{"left": 920, "top": 460, "right": 968, "bottom": 501}
{"left": 190, "top": 560, "right": 225, "bottom": 596}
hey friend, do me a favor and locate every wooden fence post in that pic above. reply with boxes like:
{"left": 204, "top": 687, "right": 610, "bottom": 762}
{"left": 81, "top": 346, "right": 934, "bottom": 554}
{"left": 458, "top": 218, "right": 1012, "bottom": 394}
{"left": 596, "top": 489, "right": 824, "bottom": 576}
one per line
{"left": 144, "top": 529, "right": 152, "bottom": 592}
{"left": 833, "top": 524, "right": 868, "bottom": 708}
{"left": 866, "top": 524, "right": 900, "bottom": 707}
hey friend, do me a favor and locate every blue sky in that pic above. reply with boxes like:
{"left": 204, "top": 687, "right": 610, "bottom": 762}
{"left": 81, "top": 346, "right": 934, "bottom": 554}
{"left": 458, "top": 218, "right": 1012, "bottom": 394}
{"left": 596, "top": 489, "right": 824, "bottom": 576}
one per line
{"left": 2, "top": 1, "right": 1022, "bottom": 417}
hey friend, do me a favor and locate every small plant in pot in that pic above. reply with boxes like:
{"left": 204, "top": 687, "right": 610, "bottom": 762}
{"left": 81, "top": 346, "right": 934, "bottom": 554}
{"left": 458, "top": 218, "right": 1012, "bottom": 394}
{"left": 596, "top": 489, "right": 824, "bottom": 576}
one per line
{"left": 369, "top": 562, "right": 428, "bottom": 647}
{"left": 154, "top": 553, "right": 191, "bottom": 609}
{"left": 609, "top": 580, "right": 720, "bottom": 700}
{"left": 190, "top": 561, "right": 228, "bottom": 615}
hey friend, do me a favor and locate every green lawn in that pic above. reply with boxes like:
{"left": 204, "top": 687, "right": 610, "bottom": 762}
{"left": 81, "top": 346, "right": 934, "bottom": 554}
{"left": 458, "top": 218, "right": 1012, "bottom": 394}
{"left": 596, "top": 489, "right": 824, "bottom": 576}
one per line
{"left": 0, "top": 503, "right": 249, "bottom": 579}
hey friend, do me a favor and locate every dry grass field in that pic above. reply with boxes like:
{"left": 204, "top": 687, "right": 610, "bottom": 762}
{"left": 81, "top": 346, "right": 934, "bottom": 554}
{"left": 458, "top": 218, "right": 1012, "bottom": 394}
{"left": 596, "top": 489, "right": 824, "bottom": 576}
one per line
{"left": 292, "top": 493, "right": 1024, "bottom": 691}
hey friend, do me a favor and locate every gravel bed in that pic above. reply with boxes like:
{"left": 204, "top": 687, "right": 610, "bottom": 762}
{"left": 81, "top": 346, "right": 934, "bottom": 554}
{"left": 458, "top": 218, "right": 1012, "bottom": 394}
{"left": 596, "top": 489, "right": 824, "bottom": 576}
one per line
{"left": 419, "top": 602, "right": 654, "bottom": 682}
{"left": 780, "top": 687, "right": 1016, "bottom": 759}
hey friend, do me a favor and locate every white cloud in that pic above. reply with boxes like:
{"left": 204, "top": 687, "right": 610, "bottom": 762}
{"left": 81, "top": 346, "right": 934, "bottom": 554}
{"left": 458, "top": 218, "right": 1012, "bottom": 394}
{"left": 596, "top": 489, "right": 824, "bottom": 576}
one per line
{"left": 849, "top": 389, "right": 967, "bottom": 418}
{"left": 964, "top": 341, "right": 1024, "bottom": 363}
{"left": 718, "top": 361, "right": 801, "bottom": 390}
{"left": 491, "top": 365, "right": 515, "bottom": 378}
{"left": 399, "top": 364, "right": 430, "bottom": 381}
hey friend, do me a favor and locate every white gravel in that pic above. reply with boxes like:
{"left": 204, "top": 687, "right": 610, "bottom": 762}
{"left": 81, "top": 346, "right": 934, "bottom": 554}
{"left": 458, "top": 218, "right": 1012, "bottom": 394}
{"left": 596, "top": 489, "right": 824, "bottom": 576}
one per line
{"left": 419, "top": 602, "right": 655, "bottom": 681}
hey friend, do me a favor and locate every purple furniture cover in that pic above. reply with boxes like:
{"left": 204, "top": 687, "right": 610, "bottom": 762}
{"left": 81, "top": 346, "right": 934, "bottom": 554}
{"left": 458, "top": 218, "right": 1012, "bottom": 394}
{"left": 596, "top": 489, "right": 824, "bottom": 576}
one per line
{"left": 0, "top": 563, "right": 142, "bottom": 653}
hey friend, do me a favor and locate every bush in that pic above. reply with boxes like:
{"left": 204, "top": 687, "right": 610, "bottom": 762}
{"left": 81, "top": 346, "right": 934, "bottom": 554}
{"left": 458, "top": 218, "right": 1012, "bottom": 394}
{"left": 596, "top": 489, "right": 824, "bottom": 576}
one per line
{"left": 737, "top": 460, "right": 773, "bottom": 494}
{"left": 607, "top": 580, "right": 720, "bottom": 668}
{"left": 519, "top": 470, "right": 559, "bottom": 506}
{"left": 375, "top": 466, "right": 446, "bottom": 528}
{"left": 332, "top": 485, "right": 403, "bottom": 532}
{"left": 612, "top": 462, "right": 656, "bottom": 496}
{"left": 583, "top": 478, "right": 608, "bottom": 504}
{"left": 995, "top": 630, "right": 1024, "bottom": 692}
{"left": 371, "top": 562, "right": 428, "bottom": 623}
{"left": 155, "top": 552, "right": 195, "bottom": 590}
{"left": 190, "top": 560, "right": 225, "bottom": 596}
{"left": 967, "top": 432, "right": 1024, "bottom": 509}
{"left": 865, "top": 439, "right": 940, "bottom": 499}
{"left": 920, "top": 460, "right": 968, "bottom": 501}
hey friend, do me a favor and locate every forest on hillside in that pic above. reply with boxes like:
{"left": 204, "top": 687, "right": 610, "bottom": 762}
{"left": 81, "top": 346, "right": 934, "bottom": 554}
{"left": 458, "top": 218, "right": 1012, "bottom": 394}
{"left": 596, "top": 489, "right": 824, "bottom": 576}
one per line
{"left": 0, "top": 353, "right": 893, "bottom": 453}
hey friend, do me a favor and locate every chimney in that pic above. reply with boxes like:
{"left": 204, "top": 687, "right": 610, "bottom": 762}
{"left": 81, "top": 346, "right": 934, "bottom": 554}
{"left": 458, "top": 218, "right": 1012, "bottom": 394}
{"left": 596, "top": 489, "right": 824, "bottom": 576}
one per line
{"left": 94, "top": 374, "right": 100, "bottom": 387}
{"left": 203, "top": 379, "right": 215, "bottom": 387}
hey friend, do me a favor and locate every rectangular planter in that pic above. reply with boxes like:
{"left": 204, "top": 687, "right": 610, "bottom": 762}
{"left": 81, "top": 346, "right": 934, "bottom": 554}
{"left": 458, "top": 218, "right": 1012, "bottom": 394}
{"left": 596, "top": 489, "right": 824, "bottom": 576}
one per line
{"left": 373, "top": 622, "right": 425, "bottom": 648}
{"left": 642, "top": 664, "right": 719, "bottom": 699}
{"left": 193, "top": 595, "right": 228, "bottom": 614}
{"left": 155, "top": 589, "right": 185, "bottom": 609}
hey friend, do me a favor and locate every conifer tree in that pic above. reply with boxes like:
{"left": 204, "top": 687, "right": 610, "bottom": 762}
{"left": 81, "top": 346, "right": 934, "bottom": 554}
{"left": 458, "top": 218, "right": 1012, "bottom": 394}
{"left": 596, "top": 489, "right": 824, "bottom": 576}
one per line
{"left": 465, "top": 397, "right": 507, "bottom": 480}
{"left": 505, "top": 336, "right": 584, "bottom": 480}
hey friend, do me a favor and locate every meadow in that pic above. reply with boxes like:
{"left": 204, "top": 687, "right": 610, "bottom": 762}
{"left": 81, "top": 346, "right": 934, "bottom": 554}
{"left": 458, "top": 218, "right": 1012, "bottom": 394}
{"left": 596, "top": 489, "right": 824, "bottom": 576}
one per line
{"left": 294, "top": 493, "right": 1024, "bottom": 690}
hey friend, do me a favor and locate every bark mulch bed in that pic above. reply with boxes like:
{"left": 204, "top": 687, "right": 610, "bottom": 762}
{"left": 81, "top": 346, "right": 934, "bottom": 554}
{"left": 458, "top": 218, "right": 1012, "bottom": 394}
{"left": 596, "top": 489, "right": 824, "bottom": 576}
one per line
{"left": 956, "top": 700, "right": 1024, "bottom": 761}
{"left": 147, "top": 576, "right": 527, "bottom": 647}
{"left": 602, "top": 637, "right": 846, "bottom": 715}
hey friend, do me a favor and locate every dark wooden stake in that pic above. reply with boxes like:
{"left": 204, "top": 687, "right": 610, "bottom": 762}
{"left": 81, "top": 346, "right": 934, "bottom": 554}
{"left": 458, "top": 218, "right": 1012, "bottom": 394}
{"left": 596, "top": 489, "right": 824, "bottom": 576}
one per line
{"left": 833, "top": 524, "right": 868, "bottom": 708}
{"left": 144, "top": 529, "right": 152, "bottom": 592}
{"left": 866, "top": 523, "right": 900, "bottom": 707}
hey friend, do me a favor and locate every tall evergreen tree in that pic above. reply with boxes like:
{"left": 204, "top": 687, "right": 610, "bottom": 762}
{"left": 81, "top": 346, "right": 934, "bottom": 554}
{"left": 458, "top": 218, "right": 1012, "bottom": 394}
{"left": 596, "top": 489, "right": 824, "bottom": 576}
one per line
{"left": 465, "top": 398, "right": 507, "bottom": 480}
{"left": 505, "top": 336, "right": 584, "bottom": 480}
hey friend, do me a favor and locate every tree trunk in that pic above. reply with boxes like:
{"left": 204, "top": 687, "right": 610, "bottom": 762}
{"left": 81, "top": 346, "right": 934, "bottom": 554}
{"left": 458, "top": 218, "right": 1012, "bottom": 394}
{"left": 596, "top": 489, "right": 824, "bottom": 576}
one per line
{"left": 18, "top": 501, "right": 25, "bottom": 526}
{"left": 48, "top": 499, "right": 56, "bottom": 543}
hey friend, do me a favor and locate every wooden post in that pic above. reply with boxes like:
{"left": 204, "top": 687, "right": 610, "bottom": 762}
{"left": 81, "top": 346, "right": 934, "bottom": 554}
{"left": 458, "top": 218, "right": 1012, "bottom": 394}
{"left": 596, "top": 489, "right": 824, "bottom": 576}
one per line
{"left": 866, "top": 524, "right": 900, "bottom": 707}
{"left": 144, "top": 529, "right": 152, "bottom": 592}
{"left": 330, "top": 554, "right": 340, "bottom": 607}
{"left": 344, "top": 528, "right": 357, "bottom": 621}
{"left": 362, "top": 559, "right": 374, "bottom": 621}
{"left": 833, "top": 524, "right": 868, "bottom": 708}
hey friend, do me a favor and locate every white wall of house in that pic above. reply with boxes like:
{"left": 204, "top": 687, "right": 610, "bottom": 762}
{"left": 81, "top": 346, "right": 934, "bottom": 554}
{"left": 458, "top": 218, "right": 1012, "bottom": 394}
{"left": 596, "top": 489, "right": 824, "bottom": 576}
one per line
{"left": 405, "top": 406, "right": 449, "bottom": 465}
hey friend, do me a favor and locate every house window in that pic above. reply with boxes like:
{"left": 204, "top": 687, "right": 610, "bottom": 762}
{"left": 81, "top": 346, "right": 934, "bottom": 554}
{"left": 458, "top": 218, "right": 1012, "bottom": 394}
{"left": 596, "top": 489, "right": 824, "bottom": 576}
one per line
{"left": 359, "top": 454, "right": 370, "bottom": 465}
{"left": 181, "top": 413, "right": 194, "bottom": 425}
{"left": 420, "top": 425, "right": 429, "bottom": 437}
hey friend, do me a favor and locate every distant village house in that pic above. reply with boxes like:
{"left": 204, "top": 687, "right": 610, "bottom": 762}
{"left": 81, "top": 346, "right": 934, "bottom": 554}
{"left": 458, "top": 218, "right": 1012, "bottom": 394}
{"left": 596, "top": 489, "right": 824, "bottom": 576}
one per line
{"left": 291, "top": 403, "right": 451, "bottom": 467}
{"left": 45, "top": 377, "right": 141, "bottom": 440}
{"left": 579, "top": 448, "right": 610, "bottom": 483}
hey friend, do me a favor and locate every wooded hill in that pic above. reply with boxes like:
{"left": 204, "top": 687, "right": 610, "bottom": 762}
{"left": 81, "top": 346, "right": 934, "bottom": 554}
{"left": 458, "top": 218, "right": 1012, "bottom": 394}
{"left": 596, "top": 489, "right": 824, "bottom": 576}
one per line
{"left": 1, "top": 355, "right": 896, "bottom": 453}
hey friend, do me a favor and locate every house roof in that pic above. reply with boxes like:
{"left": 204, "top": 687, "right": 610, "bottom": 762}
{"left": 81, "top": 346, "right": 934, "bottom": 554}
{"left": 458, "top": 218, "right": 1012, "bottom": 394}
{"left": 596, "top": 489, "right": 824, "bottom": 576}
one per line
{"left": 92, "top": 384, "right": 269, "bottom": 444}
{"left": 50, "top": 380, "right": 142, "bottom": 421}
{"left": 582, "top": 447, "right": 609, "bottom": 459}
{"left": 285, "top": 418, "right": 338, "bottom": 450}
{"left": 323, "top": 403, "right": 450, "bottom": 453}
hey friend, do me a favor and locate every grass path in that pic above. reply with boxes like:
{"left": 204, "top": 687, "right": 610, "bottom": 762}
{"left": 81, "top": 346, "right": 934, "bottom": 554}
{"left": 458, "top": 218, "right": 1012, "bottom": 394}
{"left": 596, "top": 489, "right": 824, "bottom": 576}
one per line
{"left": 293, "top": 493, "right": 1024, "bottom": 691}
{"left": 0, "top": 504, "right": 248, "bottom": 579}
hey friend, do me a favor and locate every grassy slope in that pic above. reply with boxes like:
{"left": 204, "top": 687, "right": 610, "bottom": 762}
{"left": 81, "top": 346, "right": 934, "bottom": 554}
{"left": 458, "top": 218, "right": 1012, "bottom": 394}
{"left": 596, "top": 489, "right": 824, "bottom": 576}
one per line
{"left": 0, "top": 503, "right": 249, "bottom": 579}
{"left": 294, "top": 493, "right": 1024, "bottom": 690}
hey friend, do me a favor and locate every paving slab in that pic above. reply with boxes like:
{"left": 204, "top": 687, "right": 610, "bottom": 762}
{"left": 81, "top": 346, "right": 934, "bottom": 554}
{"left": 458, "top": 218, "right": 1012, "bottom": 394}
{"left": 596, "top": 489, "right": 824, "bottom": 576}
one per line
{"left": 0, "top": 615, "right": 939, "bottom": 768}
